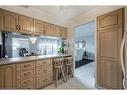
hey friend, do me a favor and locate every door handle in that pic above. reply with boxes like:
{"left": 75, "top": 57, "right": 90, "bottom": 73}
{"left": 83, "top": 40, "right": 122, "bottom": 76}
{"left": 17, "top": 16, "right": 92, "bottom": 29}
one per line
{"left": 120, "top": 30, "right": 127, "bottom": 89}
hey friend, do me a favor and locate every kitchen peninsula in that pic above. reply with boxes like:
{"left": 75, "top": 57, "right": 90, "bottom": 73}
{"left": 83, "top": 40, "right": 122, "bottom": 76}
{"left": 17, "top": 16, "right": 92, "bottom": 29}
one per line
{"left": 0, "top": 54, "right": 72, "bottom": 89}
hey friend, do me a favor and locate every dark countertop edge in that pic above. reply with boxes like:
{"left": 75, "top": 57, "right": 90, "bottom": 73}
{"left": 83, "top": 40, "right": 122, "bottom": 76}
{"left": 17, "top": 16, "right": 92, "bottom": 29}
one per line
{"left": 0, "top": 54, "right": 72, "bottom": 66}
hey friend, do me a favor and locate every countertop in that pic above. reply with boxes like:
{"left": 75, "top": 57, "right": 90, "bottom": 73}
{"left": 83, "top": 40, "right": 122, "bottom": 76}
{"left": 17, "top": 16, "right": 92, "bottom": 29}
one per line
{"left": 0, "top": 54, "right": 72, "bottom": 66}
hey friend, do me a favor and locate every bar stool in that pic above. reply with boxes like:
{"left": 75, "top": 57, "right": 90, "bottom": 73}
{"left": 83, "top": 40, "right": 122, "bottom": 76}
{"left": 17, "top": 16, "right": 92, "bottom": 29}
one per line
{"left": 53, "top": 57, "right": 66, "bottom": 88}
{"left": 64, "top": 56, "right": 74, "bottom": 81}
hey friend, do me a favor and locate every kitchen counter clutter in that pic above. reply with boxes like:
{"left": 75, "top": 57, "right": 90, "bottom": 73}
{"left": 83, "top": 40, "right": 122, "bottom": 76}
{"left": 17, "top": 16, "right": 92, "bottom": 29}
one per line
{"left": 0, "top": 54, "right": 72, "bottom": 89}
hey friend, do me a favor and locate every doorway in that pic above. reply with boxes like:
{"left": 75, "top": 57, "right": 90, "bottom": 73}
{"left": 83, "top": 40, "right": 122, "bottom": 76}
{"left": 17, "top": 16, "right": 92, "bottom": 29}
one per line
{"left": 74, "top": 21, "right": 96, "bottom": 89}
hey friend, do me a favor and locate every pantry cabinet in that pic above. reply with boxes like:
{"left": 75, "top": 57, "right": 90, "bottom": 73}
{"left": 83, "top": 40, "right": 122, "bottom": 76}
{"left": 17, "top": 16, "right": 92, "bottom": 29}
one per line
{"left": 97, "top": 8, "right": 123, "bottom": 89}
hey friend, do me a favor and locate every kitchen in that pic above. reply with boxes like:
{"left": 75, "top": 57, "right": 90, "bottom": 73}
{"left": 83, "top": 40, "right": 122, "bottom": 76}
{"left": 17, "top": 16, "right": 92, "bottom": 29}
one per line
{"left": 0, "top": 7, "right": 73, "bottom": 89}
{"left": 0, "top": 6, "right": 127, "bottom": 90}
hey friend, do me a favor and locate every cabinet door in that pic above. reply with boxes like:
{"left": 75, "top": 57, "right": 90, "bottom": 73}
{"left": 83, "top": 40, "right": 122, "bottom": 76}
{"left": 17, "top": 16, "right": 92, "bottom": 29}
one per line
{"left": 54, "top": 26, "right": 60, "bottom": 37}
{"left": 97, "top": 28, "right": 122, "bottom": 59}
{"left": 60, "top": 27, "right": 67, "bottom": 39}
{"left": 44, "top": 23, "right": 53, "bottom": 36}
{"left": 44, "top": 23, "right": 58, "bottom": 37}
{"left": 0, "top": 64, "right": 16, "bottom": 89}
{"left": 0, "top": 9, "right": 18, "bottom": 32}
{"left": 96, "top": 8, "right": 123, "bottom": 89}
{"left": 97, "top": 8, "right": 123, "bottom": 30}
{"left": 34, "top": 20, "right": 45, "bottom": 35}
{"left": 19, "top": 16, "right": 34, "bottom": 34}
{"left": 97, "top": 59, "right": 122, "bottom": 89}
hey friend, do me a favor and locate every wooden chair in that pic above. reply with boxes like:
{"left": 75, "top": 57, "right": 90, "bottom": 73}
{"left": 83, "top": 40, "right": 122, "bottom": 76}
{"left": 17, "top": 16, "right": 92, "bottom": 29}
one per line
{"left": 53, "top": 57, "right": 66, "bottom": 88}
{"left": 64, "top": 57, "right": 74, "bottom": 81}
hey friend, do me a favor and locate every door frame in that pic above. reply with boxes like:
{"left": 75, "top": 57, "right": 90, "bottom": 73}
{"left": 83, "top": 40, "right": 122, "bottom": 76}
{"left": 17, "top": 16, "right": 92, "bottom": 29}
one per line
{"left": 73, "top": 20, "right": 96, "bottom": 83}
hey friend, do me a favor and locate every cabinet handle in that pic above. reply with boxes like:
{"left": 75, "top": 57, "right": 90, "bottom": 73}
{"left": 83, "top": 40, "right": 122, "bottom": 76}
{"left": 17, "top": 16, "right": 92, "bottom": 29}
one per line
{"left": 43, "top": 69, "right": 47, "bottom": 73}
{"left": 23, "top": 64, "right": 30, "bottom": 68}
{"left": 16, "top": 25, "right": 19, "bottom": 30}
{"left": 23, "top": 80, "right": 30, "bottom": 84}
{"left": 43, "top": 62, "right": 46, "bottom": 64}
{"left": 43, "top": 79, "right": 47, "bottom": 82}
{"left": 19, "top": 25, "right": 21, "bottom": 30}
{"left": 24, "top": 72, "right": 30, "bottom": 76}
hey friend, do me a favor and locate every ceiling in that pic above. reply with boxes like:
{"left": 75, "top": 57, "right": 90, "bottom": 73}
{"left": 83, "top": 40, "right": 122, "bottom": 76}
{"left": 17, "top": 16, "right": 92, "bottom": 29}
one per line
{"left": 0, "top": 6, "right": 96, "bottom": 26}
{"left": 31, "top": 6, "right": 96, "bottom": 23}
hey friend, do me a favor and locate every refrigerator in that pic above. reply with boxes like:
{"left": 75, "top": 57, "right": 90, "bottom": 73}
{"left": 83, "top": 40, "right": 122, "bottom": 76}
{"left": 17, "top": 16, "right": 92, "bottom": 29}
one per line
{"left": 0, "top": 32, "right": 8, "bottom": 59}
{"left": 0, "top": 32, "right": 2, "bottom": 58}
{"left": 121, "top": 29, "right": 127, "bottom": 89}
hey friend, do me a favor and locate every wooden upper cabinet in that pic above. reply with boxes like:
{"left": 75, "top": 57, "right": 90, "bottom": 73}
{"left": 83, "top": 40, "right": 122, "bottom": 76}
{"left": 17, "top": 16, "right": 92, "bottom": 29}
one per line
{"left": 60, "top": 27, "right": 67, "bottom": 39}
{"left": 0, "top": 8, "right": 66, "bottom": 38}
{"left": 54, "top": 25, "right": 60, "bottom": 37}
{"left": 97, "top": 8, "right": 123, "bottom": 30}
{"left": 0, "top": 64, "right": 16, "bottom": 89}
{"left": 0, "top": 9, "right": 18, "bottom": 32}
{"left": 19, "top": 16, "right": 34, "bottom": 34}
{"left": 44, "top": 23, "right": 53, "bottom": 36}
{"left": 34, "top": 20, "right": 45, "bottom": 35}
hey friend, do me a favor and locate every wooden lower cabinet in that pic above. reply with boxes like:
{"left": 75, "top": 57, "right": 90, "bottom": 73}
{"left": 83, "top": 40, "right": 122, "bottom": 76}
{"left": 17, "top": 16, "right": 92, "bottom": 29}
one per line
{"left": 16, "top": 61, "right": 35, "bottom": 89}
{"left": 0, "top": 64, "right": 16, "bottom": 89}
{"left": 0, "top": 59, "right": 53, "bottom": 89}
{"left": 36, "top": 59, "right": 53, "bottom": 88}
{"left": 36, "top": 73, "right": 52, "bottom": 88}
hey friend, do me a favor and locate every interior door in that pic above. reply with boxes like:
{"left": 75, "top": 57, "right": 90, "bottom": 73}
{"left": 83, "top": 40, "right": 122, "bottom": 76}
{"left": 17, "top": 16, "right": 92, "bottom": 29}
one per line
{"left": 96, "top": 8, "right": 124, "bottom": 89}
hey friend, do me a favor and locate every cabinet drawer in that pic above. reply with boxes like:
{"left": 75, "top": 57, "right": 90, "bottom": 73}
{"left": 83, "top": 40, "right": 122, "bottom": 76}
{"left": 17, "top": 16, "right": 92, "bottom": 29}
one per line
{"left": 16, "top": 68, "right": 34, "bottom": 79}
{"left": 17, "top": 62, "right": 34, "bottom": 70}
{"left": 36, "top": 74, "right": 52, "bottom": 88}
{"left": 37, "top": 67, "right": 52, "bottom": 76}
{"left": 16, "top": 78, "right": 34, "bottom": 89}
{"left": 36, "top": 60, "right": 52, "bottom": 67}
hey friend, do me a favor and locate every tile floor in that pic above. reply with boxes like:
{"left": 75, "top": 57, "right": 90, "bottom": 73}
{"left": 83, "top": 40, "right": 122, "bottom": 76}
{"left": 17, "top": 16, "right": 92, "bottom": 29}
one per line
{"left": 75, "top": 62, "right": 96, "bottom": 89}
{"left": 44, "top": 62, "right": 96, "bottom": 89}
